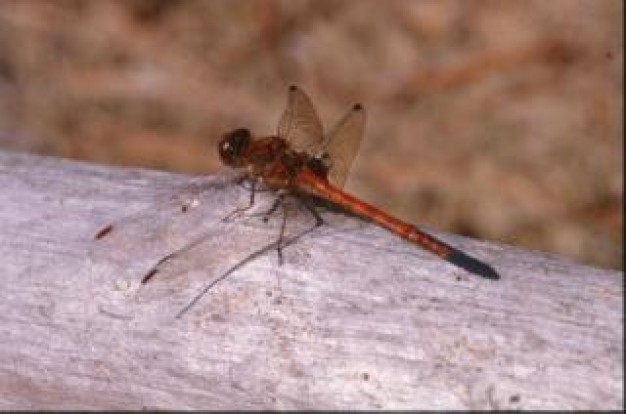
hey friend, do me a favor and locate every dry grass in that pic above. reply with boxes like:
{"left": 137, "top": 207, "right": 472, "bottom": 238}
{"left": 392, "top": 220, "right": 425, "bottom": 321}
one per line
{"left": 0, "top": 0, "right": 622, "bottom": 270}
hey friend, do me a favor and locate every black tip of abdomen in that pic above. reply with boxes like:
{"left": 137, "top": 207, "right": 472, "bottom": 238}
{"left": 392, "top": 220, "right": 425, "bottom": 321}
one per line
{"left": 447, "top": 248, "right": 500, "bottom": 280}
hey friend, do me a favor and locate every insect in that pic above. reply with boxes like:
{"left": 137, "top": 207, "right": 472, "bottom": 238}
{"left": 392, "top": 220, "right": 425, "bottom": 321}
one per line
{"left": 94, "top": 85, "right": 499, "bottom": 317}
{"left": 217, "top": 85, "right": 499, "bottom": 280}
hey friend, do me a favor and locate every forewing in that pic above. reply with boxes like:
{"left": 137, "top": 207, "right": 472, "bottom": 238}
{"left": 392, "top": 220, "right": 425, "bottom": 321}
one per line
{"left": 89, "top": 182, "right": 219, "bottom": 269}
{"left": 277, "top": 85, "right": 324, "bottom": 153}
{"left": 319, "top": 104, "right": 366, "bottom": 188}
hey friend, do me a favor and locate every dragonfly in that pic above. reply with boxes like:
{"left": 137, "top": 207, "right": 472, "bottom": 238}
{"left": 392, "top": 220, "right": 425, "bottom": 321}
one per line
{"left": 217, "top": 85, "right": 499, "bottom": 280}
{"left": 94, "top": 85, "right": 499, "bottom": 317}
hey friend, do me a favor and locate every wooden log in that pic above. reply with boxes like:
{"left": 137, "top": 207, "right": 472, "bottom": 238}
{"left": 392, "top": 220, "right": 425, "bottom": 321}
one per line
{"left": 0, "top": 150, "right": 621, "bottom": 410}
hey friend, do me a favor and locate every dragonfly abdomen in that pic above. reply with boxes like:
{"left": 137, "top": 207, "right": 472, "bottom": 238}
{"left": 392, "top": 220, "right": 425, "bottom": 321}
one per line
{"left": 297, "top": 169, "right": 452, "bottom": 257}
{"left": 296, "top": 168, "right": 499, "bottom": 280}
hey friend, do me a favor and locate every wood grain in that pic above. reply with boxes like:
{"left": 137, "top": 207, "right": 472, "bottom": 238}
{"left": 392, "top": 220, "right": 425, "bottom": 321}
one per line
{"left": 0, "top": 150, "right": 621, "bottom": 410}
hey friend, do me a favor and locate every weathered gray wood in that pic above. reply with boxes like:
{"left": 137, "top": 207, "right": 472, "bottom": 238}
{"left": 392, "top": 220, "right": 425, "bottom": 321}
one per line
{"left": 0, "top": 150, "right": 622, "bottom": 410}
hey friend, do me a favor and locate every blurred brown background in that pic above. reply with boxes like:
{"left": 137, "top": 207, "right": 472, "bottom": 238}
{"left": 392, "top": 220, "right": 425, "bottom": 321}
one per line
{"left": 0, "top": 0, "right": 622, "bottom": 270}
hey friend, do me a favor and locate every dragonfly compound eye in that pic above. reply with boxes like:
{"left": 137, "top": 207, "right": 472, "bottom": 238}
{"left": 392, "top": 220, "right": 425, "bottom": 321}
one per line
{"left": 219, "top": 128, "right": 251, "bottom": 166}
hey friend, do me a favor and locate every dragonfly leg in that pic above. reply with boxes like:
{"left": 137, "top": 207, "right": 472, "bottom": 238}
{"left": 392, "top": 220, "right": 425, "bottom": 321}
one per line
{"left": 273, "top": 194, "right": 325, "bottom": 265}
{"left": 222, "top": 178, "right": 259, "bottom": 222}
{"left": 266, "top": 193, "right": 287, "bottom": 265}
{"left": 176, "top": 210, "right": 322, "bottom": 319}
{"left": 245, "top": 192, "right": 317, "bottom": 266}
{"left": 297, "top": 195, "right": 325, "bottom": 227}
{"left": 237, "top": 175, "right": 273, "bottom": 193}
{"left": 245, "top": 189, "right": 287, "bottom": 223}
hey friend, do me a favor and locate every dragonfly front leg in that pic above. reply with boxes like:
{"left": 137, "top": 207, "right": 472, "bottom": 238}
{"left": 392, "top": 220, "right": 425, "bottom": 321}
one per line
{"left": 222, "top": 177, "right": 260, "bottom": 222}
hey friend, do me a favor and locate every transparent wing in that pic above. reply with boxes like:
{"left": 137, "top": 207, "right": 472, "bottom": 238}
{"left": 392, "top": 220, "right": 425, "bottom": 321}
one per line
{"left": 89, "top": 180, "right": 223, "bottom": 274}
{"left": 276, "top": 85, "right": 324, "bottom": 153}
{"left": 318, "top": 103, "right": 366, "bottom": 188}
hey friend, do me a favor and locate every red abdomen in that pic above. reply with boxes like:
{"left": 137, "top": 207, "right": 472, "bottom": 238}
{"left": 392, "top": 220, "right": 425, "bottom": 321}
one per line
{"left": 295, "top": 169, "right": 453, "bottom": 258}
{"left": 294, "top": 168, "right": 500, "bottom": 280}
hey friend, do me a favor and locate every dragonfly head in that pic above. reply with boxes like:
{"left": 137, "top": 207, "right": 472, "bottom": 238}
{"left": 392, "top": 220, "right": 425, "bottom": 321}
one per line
{"left": 219, "top": 128, "right": 251, "bottom": 167}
